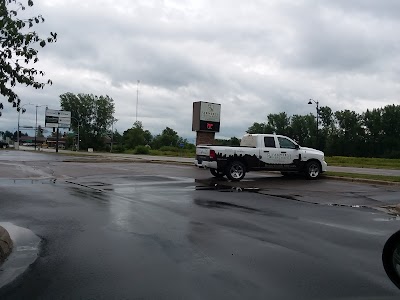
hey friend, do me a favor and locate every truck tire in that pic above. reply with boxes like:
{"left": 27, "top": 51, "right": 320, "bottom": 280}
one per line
{"left": 210, "top": 169, "right": 225, "bottom": 178}
{"left": 226, "top": 161, "right": 246, "bottom": 181}
{"left": 304, "top": 160, "right": 321, "bottom": 179}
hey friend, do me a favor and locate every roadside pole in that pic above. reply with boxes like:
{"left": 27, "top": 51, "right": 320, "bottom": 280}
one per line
{"left": 56, "top": 128, "right": 59, "bottom": 153}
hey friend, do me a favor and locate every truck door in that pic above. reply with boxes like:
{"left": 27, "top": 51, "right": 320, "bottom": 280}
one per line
{"left": 259, "top": 136, "right": 282, "bottom": 166}
{"left": 276, "top": 136, "right": 299, "bottom": 165}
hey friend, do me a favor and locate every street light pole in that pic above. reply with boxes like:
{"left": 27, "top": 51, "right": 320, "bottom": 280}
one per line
{"left": 308, "top": 99, "right": 319, "bottom": 149}
{"left": 136, "top": 80, "right": 140, "bottom": 123}
{"left": 35, "top": 105, "right": 37, "bottom": 150}
{"left": 17, "top": 103, "right": 33, "bottom": 149}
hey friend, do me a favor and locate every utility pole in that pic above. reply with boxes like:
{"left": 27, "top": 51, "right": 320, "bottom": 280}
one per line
{"left": 56, "top": 128, "right": 59, "bottom": 153}
{"left": 35, "top": 105, "right": 38, "bottom": 150}
{"left": 136, "top": 80, "right": 140, "bottom": 122}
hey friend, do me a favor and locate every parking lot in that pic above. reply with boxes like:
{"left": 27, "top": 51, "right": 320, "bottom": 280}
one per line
{"left": 0, "top": 151, "right": 400, "bottom": 299}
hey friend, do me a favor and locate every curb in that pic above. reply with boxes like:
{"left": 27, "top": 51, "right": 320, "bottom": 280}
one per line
{"left": 62, "top": 158, "right": 194, "bottom": 166}
{"left": 0, "top": 225, "right": 13, "bottom": 264}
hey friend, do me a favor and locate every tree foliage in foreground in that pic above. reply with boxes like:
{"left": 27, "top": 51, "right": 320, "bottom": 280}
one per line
{"left": 0, "top": 0, "right": 57, "bottom": 116}
{"left": 247, "top": 104, "right": 400, "bottom": 158}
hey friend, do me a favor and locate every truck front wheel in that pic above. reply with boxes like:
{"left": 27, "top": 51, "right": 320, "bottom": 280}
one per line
{"left": 226, "top": 161, "right": 246, "bottom": 181}
{"left": 210, "top": 169, "right": 225, "bottom": 178}
{"left": 304, "top": 161, "right": 321, "bottom": 179}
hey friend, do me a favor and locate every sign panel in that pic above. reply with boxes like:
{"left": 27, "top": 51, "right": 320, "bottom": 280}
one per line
{"left": 45, "top": 109, "right": 71, "bottom": 128}
{"left": 192, "top": 101, "right": 221, "bottom": 132}
{"left": 199, "top": 120, "right": 220, "bottom": 132}
{"left": 200, "top": 102, "right": 221, "bottom": 122}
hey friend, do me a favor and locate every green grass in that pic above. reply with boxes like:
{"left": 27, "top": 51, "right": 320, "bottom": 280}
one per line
{"left": 326, "top": 171, "right": 400, "bottom": 183}
{"left": 148, "top": 149, "right": 195, "bottom": 158}
{"left": 122, "top": 149, "right": 195, "bottom": 158}
{"left": 326, "top": 156, "right": 400, "bottom": 170}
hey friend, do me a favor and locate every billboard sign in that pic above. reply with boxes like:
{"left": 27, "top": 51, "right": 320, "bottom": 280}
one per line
{"left": 200, "top": 102, "right": 221, "bottom": 122}
{"left": 192, "top": 101, "right": 221, "bottom": 132}
{"left": 45, "top": 109, "right": 71, "bottom": 128}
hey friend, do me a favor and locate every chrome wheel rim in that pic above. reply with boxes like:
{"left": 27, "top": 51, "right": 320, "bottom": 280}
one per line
{"left": 230, "top": 164, "right": 244, "bottom": 179}
{"left": 308, "top": 164, "right": 320, "bottom": 178}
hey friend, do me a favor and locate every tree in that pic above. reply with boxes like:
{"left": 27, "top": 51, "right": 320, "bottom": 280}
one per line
{"left": 215, "top": 137, "right": 241, "bottom": 146}
{"left": 381, "top": 104, "right": 400, "bottom": 158}
{"left": 60, "top": 93, "right": 115, "bottom": 150}
{"left": 246, "top": 122, "right": 274, "bottom": 134}
{"left": 362, "top": 108, "right": 383, "bottom": 157}
{"left": 290, "top": 114, "right": 315, "bottom": 147}
{"left": 151, "top": 127, "right": 179, "bottom": 149}
{"left": 0, "top": 0, "right": 57, "bottom": 116}
{"left": 245, "top": 104, "right": 400, "bottom": 158}
{"left": 332, "top": 110, "right": 364, "bottom": 156}
{"left": 122, "top": 121, "right": 152, "bottom": 149}
{"left": 317, "top": 106, "right": 334, "bottom": 151}
{"left": 3, "top": 130, "right": 13, "bottom": 139}
{"left": 13, "top": 130, "right": 27, "bottom": 139}
{"left": 37, "top": 124, "right": 43, "bottom": 137}
{"left": 266, "top": 112, "right": 291, "bottom": 135}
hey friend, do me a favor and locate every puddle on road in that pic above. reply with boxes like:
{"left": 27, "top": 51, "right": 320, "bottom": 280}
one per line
{"left": 193, "top": 198, "right": 290, "bottom": 219}
{"left": 194, "top": 198, "right": 261, "bottom": 212}
{"left": 195, "top": 182, "right": 260, "bottom": 193}
{"left": 0, "top": 178, "right": 56, "bottom": 185}
{"left": 194, "top": 178, "right": 380, "bottom": 211}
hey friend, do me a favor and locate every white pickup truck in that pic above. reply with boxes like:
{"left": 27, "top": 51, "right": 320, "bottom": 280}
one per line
{"left": 195, "top": 134, "right": 327, "bottom": 181}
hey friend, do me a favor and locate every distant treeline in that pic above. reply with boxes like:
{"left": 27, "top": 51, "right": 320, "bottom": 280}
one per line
{"left": 246, "top": 104, "right": 400, "bottom": 158}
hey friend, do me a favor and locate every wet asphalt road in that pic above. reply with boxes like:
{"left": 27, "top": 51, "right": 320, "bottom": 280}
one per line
{"left": 1, "top": 151, "right": 400, "bottom": 299}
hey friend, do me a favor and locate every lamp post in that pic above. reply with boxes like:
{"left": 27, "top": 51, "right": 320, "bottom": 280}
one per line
{"left": 17, "top": 103, "right": 33, "bottom": 149}
{"left": 136, "top": 80, "right": 140, "bottom": 122}
{"left": 35, "top": 104, "right": 47, "bottom": 151}
{"left": 70, "top": 116, "right": 80, "bottom": 151}
{"left": 308, "top": 99, "right": 319, "bottom": 149}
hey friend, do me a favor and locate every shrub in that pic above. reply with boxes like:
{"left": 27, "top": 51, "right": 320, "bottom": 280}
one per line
{"left": 112, "top": 145, "right": 125, "bottom": 153}
{"left": 134, "top": 145, "right": 150, "bottom": 154}
{"left": 159, "top": 146, "right": 179, "bottom": 152}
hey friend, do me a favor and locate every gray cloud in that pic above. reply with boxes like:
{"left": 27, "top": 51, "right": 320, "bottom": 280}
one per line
{"left": 2, "top": 0, "right": 400, "bottom": 141}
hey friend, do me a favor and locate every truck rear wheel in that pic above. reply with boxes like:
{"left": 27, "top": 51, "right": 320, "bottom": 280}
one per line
{"left": 304, "top": 161, "right": 321, "bottom": 179}
{"left": 210, "top": 169, "right": 225, "bottom": 178}
{"left": 226, "top": 161, "right": 246, "bottom": 181}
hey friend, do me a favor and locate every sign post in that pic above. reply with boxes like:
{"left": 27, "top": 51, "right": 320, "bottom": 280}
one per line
{"left": 45, "top": 108, "right": 71, "bottom": 153}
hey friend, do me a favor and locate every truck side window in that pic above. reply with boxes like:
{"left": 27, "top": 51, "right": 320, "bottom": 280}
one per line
{"left": 264, "top": 137, "right": 276, "bottom": 148}
{"left": 278, "top": 137, "right": 296, "bottom": 149}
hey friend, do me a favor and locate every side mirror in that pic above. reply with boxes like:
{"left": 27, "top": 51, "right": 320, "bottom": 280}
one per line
{"left": 295, "top": 144, "right": 300, "bottom": 150}
{"left": 382, "top": 230, "right": 400, "bottom": 289}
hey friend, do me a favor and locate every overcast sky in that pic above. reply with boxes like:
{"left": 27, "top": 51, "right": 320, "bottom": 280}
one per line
{"left": 2, "top": 0, "right": 400, "bottom": 140}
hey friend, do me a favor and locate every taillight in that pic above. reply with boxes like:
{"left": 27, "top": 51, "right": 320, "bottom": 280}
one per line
{"left": 209, "top": 150, "right": 216, "bottom": 160}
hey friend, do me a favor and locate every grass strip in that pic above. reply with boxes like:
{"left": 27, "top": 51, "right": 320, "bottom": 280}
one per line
{"left": 326, "top": 156, "right": 400, "bottom": 170}
{"left": 326, "top": 171, "right": 400, "bottom": 183}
